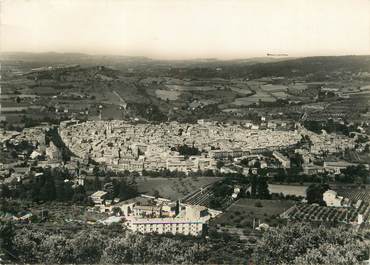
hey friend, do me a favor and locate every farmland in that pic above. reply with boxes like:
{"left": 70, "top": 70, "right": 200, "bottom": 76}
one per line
{"left": 268, "top": 184, "right": 307, "bottom": 197}
{"left": 233, "top": 93, "right": 276, "bottom": 106}
{"left": 336, "top": 189, "right": 370, "bottom": 204}
{"left": 281, "top": 202, "right": 370, "bottom": 223}
{"left": 135, "top": 176, "right": 221, "bottom": 200}
{"left": 155, "top": 89, "right": 181, "bottom": 101}
{"left": 165, "top": 84, "right": 221, "bottom": 91}
{"left": 214, "top": 199, "right": 295, "bottom": 228}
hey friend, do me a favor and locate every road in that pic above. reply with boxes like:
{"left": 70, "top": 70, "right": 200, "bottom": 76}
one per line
{"left": 113, "top": 90, "right": 127, "bottom": 109}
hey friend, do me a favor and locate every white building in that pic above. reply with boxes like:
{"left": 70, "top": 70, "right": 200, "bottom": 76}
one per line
{"left": 273, "top": 151, "right": 291, "bottom": 168}
{"left": 125, "top": 217, "right": 204, "bottom": 236}
{"left": 124, "top": 204, "right": 210, "bottom": 236}
{"left": 323, "top": 190, "right": 343, "bottom": 207}
{"left": 90, "top": 190, "right": 108, "bottom": 205}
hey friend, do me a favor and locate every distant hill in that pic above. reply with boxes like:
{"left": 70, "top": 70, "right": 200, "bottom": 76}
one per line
{"left": 2, "top": 52, "right": 369, "bottom": 80}
{"left": 23, "top": 65, "right": 119, "bottom": 81}
{"left": 167, "top": 55, "right": 370, "bottom": 79}
{"left": 1, "top": 51, "right": 294, "bottom": 69}
{"left": 245, "top": 55, "right": 370, "bottom": 78}
{"left": 1, "top": 52, "right": 152, "bottom": 66}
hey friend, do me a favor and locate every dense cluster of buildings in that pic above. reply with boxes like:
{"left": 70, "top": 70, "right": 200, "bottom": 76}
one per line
{"left": 300, "top": 127, "right": 356, "bottom": 155}
{"left": 59, "top": 120, "right": 302, "bottom": 173}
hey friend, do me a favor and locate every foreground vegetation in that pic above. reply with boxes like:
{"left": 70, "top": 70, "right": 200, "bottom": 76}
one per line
{"left": 1, "top": 219, "right": 368, "bottom": 264}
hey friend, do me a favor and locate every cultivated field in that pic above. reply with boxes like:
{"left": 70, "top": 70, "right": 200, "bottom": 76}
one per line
{"left": 214, "top": 199, "right": 295, "bottom": 228}
{"left": 136, "top": 176, "right": 221, "bottom": 200}
{"left": 268, "top": 184, "right": 307, "bottom": 197}
{"left": 336, "top": 189, "right": 370, "bottom": 204}
{"left": 281, "top": 202, "right": 370, "bottom": 223}
{"left": 155, "top": 89, "right": 181, "bottom": 101}
{"left": 165, "top": 84, "right": 220, "bottom": 91}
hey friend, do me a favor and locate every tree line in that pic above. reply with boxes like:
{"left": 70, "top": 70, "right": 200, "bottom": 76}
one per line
{"left": 0, "top": 222, "right": 251, "bottom": 264}
{"left": 1, "top": 167, "right": 139, "bottom": 204}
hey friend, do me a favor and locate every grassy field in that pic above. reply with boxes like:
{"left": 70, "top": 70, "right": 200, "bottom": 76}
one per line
{"left": 268, "top": 184, "right": 307, "bottom": 197}
{"left": 214, "top": 199, "right": 295, "bottom": 228}
{"left": 136, "top": 176, "right": 221, "bottom": 200}
{"left": 233, "top": 92, "right": 277, "bottom": 106}
{"left": 261, "top": 84, "right": 288, "bottom": 92}
{"left": 155, "top": 89, "right": 181, "bottom": 101}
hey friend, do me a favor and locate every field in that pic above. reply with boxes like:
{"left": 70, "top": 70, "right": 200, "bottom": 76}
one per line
{"left": 155, "top": 89, "right": 181, "bottom": 101}
{"left": 165, "top": 84, "right": 220, "bottom": 91}
{"left": 261, "top": 84, "right": 287, "bottom": 92}
{"left": 268, "top": 184, "right": 307, "bottom": 197}
{"left": 135, "top": 176, "right": 221, "bottom": 200}
{"left": 336, "top": 189, "right": 370, "bottom": 204}
{"left": 229, "top": 86, "right": 253, "bottom": 95}
{"left": 214, "top": 199, "right": 295, "bottom": 228}
{"left": 233, "top": 92, "right": 276, "bottom": 106}
{"left": 281, "top": 202, "right": 370, "bottom": 223}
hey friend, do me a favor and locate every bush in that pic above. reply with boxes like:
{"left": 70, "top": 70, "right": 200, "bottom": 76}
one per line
{"left": 254, "top": 201, "right": 263, "bottom": 208}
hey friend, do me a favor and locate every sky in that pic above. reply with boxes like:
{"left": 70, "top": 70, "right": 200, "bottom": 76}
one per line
{"left": 1, "top": 0, "right": 370, "bottom": 59}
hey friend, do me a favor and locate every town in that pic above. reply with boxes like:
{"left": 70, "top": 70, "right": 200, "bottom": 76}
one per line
{"left": 1, "top": 1, "right": 370, "bottom": 261}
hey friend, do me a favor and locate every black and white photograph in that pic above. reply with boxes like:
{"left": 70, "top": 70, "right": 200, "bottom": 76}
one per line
{"left": 0, "top": 0, "right": 370, "bottom": 264}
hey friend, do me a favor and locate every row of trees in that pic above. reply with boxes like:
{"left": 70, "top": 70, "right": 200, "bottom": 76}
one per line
{"left": 1, "top": 165, "right": 140, "bottom": 204}
{"left": 304, "top": 120, "right": 363, "bottom": 136}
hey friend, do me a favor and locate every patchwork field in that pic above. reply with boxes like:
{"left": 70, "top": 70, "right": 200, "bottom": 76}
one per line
{"left": 233, "top": 92, "right": 276, "bottom": 106}
{"left": 229, "top": 86, "right": 253, "bottom": 95}
{"left": 136, "top": 176, "right": 221, "bottom": 200}
{"left": 261, "top": 84, "right": 288, "bottom": 92}
{"left": 165, "top": 84, "right": 220, "bottom": 91}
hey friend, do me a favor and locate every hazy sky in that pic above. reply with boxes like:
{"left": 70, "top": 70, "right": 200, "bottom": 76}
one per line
{"left": 1, "top": 0, "right": 370, "bottom": 59}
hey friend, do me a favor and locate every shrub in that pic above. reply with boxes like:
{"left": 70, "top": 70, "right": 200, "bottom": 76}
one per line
{"left": 254, "top": 201, "right": 263, "bottom": 208}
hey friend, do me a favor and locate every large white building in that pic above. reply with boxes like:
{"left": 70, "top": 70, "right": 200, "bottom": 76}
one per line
{"left": 124, "top": 205, "right": 210, "bottom": 236}
{"left": 125, "top": 217, "right": 205, "bottom": 236}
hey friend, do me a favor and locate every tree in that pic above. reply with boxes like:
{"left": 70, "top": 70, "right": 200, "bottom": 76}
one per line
{"left": 253, "top": 223, "right": 368, "bottom": 265}
{"left": 306, "top": 183, "right": 329, "bottom": 205}
{"left": 93, "top": 175, "right": 102, "bottom": 190}
{"left": 0, "top": 221, "right": 14, "bottom": 251}
{"left": 216, "top": 160, "right": 225, "bottom": 169}
{"left": 250, "top": 174, "right": 257, "bottom": 198}
{"left": 72, "top": 185, "right": 87, "bottom": 203}
{"left": 101, "top": 237, "right": 133, "bottom": 264}
{"left": 176, "top": 144, "right": 200, "bottom": 156}
{"left": 291, "top": 241, "right": 368, "bottom": 265}
{"left": 153, "top": 190, "right": 160, "bottom": 198}
{"left": 12, "top": 228, "right": 46, "bottom": 263}
{"left": 70, "top": 230, "right": 105, "bottom": 264}
{"left": 256, "top": 176, "right": 270, "bottom": 199}
{"left": 39, "top": 178, "right": 56, "bottom": 201}
{"left": 0, "top": 184, "right": 11, "bottom": 198}
{"left": 339, "top": 165, "right": 369, "bottom": 184}
{"left": 39, "top": 235, "right": 73, "bottom": 264}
